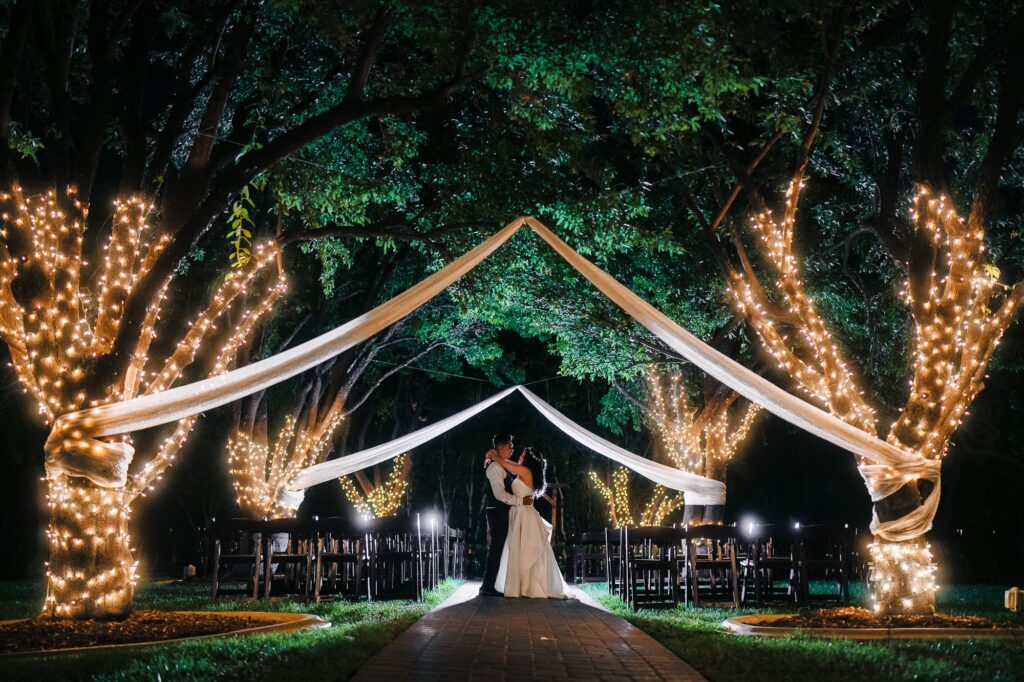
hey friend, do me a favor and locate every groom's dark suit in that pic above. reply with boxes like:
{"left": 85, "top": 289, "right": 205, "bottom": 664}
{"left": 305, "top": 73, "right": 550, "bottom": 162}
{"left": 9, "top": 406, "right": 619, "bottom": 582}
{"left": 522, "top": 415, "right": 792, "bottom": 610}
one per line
{"left": 481, "top": 460, "right": 514, "bottom": 594}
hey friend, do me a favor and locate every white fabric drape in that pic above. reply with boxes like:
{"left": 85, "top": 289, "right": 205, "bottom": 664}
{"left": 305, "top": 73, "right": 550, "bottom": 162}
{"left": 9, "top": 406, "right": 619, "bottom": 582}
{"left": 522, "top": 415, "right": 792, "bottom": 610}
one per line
{"left": 44, "top": 218, "right": 529, "bottom": 486}
{"left": 514, "top": 387, "right": 724, "bottom": 505}
{"left": 522, "top": 218, "right": 939, "bottom": 541}
{"left": 47, "top": 216, "right": 936, "bottom": 542}
{"left": 279, "top": 385, "right": 726, "bottom": 509}
{"left": 286, "top": 387, "right": 519, "bottom": 500}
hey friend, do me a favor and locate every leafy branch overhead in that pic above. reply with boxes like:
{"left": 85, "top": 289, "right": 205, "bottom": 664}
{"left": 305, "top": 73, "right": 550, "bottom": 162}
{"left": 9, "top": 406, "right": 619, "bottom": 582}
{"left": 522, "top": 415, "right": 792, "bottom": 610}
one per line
{"left": 227, "top": 186, "right": 256, "bottom": 267}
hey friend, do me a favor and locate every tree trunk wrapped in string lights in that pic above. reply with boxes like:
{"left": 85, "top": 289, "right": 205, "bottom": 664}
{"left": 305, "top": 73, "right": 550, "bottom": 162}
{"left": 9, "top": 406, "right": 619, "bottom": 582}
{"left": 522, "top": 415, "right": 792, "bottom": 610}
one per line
{"left": 646, "top": 366, "right": 760, "bottom": 525}
{"left": 0, "top": 186, "right": 284, "bottom": 618}
{"left": 226, "top": 313, "right": 446, "bottom": 519}
{"left": 0, "top": 1, "right": 483, "bottom": 619}
{"left": 589, "top": 467, "right": 684, "bottom": 528}
{"left": 700, "top": 3, "right": 1024, "bottom": 614}
{"left": 730, "top": 178, "right": 1022, "bottom": 613}
{"left": 340, "top": 454, "right": 410, "bottom": 518}
{"left": 229, "top": 413, "right": 343, "bottom": 519}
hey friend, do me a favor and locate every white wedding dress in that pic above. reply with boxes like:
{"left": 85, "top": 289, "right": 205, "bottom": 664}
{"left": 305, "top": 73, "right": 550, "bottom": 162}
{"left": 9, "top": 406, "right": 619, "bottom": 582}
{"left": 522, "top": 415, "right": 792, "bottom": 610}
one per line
{"left": 495, "top": 478, "right": 569, "bottom": 599}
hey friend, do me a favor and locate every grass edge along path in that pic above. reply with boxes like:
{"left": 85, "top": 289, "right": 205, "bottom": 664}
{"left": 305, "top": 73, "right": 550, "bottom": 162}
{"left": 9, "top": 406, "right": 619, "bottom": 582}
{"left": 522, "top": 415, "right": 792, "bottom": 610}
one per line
{"left": 0, "top": 578, "right": 460, "bottom": 682}
{"left": 581, "top": 584, "right": 1024, "bottom": 682}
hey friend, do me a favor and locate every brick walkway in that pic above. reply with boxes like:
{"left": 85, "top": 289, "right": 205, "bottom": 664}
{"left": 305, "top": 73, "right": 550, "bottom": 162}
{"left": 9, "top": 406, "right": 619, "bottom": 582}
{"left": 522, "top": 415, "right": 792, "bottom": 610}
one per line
{"left": 353, "top": 581, "right": 706, "bottom": 681}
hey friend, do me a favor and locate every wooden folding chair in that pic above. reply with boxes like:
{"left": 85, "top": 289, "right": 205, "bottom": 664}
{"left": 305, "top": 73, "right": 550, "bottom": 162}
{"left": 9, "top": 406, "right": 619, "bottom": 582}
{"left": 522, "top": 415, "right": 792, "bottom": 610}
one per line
{"left": 210, "top": 518, "right": 265, "bottom": 601}
{"left": 684, "top": 525, "right": 740, "bottom": 608}
{"left": 623, "top": 526, "right": 682, "bottom": 611}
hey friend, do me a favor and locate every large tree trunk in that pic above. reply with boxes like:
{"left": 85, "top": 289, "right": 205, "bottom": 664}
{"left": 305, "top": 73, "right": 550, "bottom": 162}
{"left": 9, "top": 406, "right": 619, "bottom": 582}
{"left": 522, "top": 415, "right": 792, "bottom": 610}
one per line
{"left": 682, "top": 504, "right": 724, "bottom": 526}
{"left": 44, "top": 478, "right": 136, "bottom": 619}
{"left": 868, "top": 481, "right": 937, "bottom": 615}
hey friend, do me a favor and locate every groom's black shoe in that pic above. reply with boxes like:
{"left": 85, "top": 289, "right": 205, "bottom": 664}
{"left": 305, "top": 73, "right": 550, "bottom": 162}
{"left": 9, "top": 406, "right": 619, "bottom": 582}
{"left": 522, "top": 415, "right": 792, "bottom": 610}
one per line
{"left": 478, "top": 587, "right": 503, "bottom": 597}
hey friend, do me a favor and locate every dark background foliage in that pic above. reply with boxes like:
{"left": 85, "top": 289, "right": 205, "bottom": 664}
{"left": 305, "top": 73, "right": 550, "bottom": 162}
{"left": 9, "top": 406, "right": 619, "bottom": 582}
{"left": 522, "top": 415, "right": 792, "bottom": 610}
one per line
{"left": 0, "top": 0, "right": 1021, "bottom": 583}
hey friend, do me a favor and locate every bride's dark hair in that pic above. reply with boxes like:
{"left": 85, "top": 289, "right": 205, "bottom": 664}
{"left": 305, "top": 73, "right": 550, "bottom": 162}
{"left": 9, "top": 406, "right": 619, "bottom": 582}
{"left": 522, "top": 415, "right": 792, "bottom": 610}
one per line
{"left": 521, "top": 447, "right": 547, "bottom": 496}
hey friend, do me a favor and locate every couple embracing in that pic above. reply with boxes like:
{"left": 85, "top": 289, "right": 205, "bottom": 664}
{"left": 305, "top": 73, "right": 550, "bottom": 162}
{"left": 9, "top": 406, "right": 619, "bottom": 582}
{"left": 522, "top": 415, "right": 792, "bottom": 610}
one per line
{"left": 479, "top": 434, "right": 569, "bottom": 599}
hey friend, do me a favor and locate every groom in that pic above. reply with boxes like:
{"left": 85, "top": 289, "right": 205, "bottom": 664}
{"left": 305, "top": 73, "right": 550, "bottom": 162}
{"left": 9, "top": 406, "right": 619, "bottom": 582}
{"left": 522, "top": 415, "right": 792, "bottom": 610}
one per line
{"left": 480, "top": 433, "right": 518, "bottom": 597}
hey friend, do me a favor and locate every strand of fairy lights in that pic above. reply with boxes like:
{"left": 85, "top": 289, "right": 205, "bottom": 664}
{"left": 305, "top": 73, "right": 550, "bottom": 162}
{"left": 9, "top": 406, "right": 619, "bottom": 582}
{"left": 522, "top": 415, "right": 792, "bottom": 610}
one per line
{"left": 0, "top": 185, "right": 285, "bottom": 616}
{"left": 730, "top": 179, "right": 877, "bottom": 433}
{"left": 729, "top": 178, "right": 1022, "bottom": 612}
{"left": 229, "top": 411, "right": 343, "bottom": 519}
{"left": 646, "top": 366, "right": 760, "bottom": 480}
{"left": 340, "top": 454, "right": 409, "bottom": 519}
{"left": 589, "top": 467, "right": 683, "bottom": 528}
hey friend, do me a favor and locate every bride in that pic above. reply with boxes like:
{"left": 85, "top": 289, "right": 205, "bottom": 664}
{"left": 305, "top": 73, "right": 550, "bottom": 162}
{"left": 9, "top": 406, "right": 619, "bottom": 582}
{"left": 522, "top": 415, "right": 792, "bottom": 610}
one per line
{"left": 486, "top": 447, "right": 568, "bottom": 599}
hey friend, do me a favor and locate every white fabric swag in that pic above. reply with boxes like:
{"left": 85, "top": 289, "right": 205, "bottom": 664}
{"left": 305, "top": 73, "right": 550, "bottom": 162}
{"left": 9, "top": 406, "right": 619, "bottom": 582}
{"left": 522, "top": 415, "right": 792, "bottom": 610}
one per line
{"left": 47, "top": 216, "right": 937, "bottom": 542}
{"left": 283, "top": 385, "right": 726, "bottom": 509}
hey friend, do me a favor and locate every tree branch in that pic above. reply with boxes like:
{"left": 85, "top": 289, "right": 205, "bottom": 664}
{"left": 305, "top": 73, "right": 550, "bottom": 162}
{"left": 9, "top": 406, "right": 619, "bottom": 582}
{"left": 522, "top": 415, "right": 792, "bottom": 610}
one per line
{"left": 0, "top": 0, "right": 32, "bottom": 184}
{"left": 344, "top": 8, "right": 391, "bottom": 104}
{"left": 144, "top": 1, "right": 242, "bottom": 190}
{"left": 278, "top": 220, "right": 487, "bottom": 246}
{"left": 968, "top": 42, "right": 1024, "bottom": 229}
{"left": 110, "top": 26, "right": 483, "bottom": 380}
{"left": 342, "top": 341, "right": 443, "bottom": 418}
{"left": 118, "top": 1, "right": 155, "bottom": 193}
{"left": 945, "top": 6, "right": 1024, "bottom": 117}
{"left": 221, "top": 62, "right": 486, "bottom": 199}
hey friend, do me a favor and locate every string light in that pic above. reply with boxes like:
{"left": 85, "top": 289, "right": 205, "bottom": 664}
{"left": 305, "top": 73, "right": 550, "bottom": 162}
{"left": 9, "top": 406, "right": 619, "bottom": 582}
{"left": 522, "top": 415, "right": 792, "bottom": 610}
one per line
{"left": 646, "top": 365, "right": 760, "bottom": 482}
{"left": 0, "top": 186, "right": 285, "bottom": 617}
{"left": 589, "top": 467, "right": 683, "bottom": 528}
{"left": 229, "top": 411, "right": 343, "bottom": 519}
{"left": 730, "top": 179, "right": 877, "bottom": 432}
{"left": 730, "top": 178, "right": 1022, "bottom": 614}
{"left": 43, "top": 481, "right": 137, "bottom": 618}
{"left": 867, "top": 540, "right": 938, "bottom": 614}
{"left": 340, "top": 455, "right": 410, "bottom": 518}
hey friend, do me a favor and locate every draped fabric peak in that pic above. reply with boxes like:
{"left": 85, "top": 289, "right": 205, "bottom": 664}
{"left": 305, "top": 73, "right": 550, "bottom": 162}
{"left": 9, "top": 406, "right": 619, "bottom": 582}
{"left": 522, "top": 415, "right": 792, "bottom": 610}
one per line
{"left": 46, "top": 217, "right": 935, "bottom": 541}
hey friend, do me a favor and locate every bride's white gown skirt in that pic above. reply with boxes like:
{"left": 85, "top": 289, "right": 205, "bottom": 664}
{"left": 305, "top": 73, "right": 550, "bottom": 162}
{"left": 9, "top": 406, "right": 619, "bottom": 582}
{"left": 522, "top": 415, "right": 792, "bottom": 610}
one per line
{"left": 495, "top": 478, "right": 569, "bottom": 599}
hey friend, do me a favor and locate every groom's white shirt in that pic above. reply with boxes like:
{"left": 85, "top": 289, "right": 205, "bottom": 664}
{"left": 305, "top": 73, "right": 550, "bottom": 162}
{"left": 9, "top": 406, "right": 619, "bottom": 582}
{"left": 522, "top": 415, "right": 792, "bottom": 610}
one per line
{"left": 485, "top": 461, "right": 521, "bottom": 506}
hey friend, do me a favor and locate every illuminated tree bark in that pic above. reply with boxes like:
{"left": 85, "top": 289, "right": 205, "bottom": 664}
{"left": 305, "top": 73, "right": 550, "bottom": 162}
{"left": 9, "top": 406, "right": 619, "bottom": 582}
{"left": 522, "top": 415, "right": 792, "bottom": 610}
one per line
{"left": 341, "top": 455, "right": 411, "bottom": 519}
{"left": 0, "top": 185, "right": 284, "bottom": 618}
{"left": 226, "top": 313, "right": 445, "bottom": 519}
{"left": 0, "top": 3, "right": 483, "bottom": 618}
{"left": 589, "top": 467, "right": 683, "bottom": 528}
{"left": 695, "top": 2, "right": 1024, "bottom": 614}
{"left": 646, "top": 367, "right": 760, "bottom": 525}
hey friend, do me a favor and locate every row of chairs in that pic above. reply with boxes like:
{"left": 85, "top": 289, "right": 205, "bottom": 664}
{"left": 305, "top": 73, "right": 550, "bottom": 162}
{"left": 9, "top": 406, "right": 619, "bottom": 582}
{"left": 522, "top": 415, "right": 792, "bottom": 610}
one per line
{"left": 210, "top": 516, "right": 466, "bottom": 602}
{"left": 572, "top": 523, "right": 855, "bottom": 611}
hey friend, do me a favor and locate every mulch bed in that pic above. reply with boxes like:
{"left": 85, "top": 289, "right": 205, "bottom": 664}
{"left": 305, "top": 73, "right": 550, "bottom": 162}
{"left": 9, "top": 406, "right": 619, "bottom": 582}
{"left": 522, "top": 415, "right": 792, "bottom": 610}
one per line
{"left": 0, "top": 610, "right": 269, "bottom": 653}
{"left": 769, "top": 607, "right": 1012, "bottom": 630}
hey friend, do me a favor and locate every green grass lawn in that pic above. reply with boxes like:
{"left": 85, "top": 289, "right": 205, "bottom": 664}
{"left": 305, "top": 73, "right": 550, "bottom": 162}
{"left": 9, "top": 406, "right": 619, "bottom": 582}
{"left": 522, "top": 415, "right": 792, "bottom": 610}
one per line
{"left": 582, "top": 582, "right": 1024, "bottom": 682}
{"left": 0, "top": 578, "right": 459, "bottom": 681}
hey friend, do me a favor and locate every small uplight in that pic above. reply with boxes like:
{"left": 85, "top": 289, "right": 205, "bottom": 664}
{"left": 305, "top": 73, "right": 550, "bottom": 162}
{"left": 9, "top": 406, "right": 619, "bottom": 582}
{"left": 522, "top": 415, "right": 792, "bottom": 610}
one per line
{"left": 793, "top": 521, "right": 801, "bottom": 530}
{"left": 740, "top": 515, "right": 758, "bottom": 537}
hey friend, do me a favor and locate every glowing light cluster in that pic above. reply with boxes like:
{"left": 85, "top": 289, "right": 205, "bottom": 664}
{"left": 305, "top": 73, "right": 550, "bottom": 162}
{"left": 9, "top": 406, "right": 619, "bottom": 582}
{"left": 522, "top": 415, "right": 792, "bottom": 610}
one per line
{"left": 131, "top": 259, "right": 287, "bottom": 499}
{"left": 647, "top": 366, "right": 760, "bottom": 481}
{"left": 229, "top": 411, "right": 343, "bottom": 519}
{"left": 0, "top": 187, "right": 167, "bottom": 419}
{"left": 43, "top": 481, "right": 137, "bottom": 618}
{"left": 340, "top": 454, "right": 410, "bottom": 518}
{"left": 730, "top": 176, "right": 1023, "bottom": 614}
{"left": 868, "top": 540, "right": 938, "bottom": 615}
{"left": 887, "top": 186, "right": 1021, "bottom": 459}
{"left": 0, "top": 184, "right": 284, "bottom": 428}
{"left": 730, "top": 179, "right": 877, "bottom": 433}
{"left": 0, "top": 185, "right": 286, "bottom": 617}
{"left": 589, "top": 467, "right": 683, "bottom": 528}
